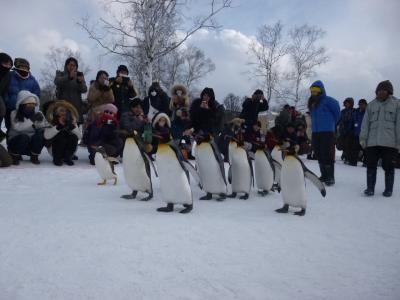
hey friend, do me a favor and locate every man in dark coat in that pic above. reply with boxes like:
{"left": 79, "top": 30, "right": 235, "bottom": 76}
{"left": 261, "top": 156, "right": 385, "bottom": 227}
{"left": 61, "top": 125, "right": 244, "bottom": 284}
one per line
{"left": 240, "top": 89, "right": 269, "bottom": 127}
{"left": 54, "top": 57, "right": 88, "bottom": 124}
{"left": 110, "top": 65, "right": 138, "bottom": 118}
{"left": 337, "top": 97, "right": 355, "bottom": 162}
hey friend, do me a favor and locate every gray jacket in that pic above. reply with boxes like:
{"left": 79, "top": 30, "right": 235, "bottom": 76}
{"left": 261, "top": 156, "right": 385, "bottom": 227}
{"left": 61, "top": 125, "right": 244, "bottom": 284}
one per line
{"left": 359, "top": 95, "right": 400, "bottom": 151}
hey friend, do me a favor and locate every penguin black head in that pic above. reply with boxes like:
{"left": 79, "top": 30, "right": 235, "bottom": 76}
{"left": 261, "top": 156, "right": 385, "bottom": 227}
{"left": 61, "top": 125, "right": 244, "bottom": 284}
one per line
{"left": 280, "top": 139, "right": 299, "bottom": 156}
{"left": 195, "top": 130, "right": 212, "bottom": 145}
{"left": 96, "top": 146, "right": 108, "bottom": 158}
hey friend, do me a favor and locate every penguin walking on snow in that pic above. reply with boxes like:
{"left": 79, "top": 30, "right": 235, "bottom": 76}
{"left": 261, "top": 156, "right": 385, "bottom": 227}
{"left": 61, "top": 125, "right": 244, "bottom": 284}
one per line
{"left": 195, "top": 132, "right": 228, "bottom": 201}
{"left": 273, "top": 139, "right": 326, "bottom": 216}
{"left": 153, "top": 113, "right": 196, "bottom": 213}
{"left": 122, "top": 132, "right": 155, "bottom": 201}
{"left": 226, "top": 119, "right": 253, "bottom": 200}
{"left": 94, "top": 146, "right": 118, "bottom": 185}
{"left": 254, "top": 146, "right": 276, "bottom": 196}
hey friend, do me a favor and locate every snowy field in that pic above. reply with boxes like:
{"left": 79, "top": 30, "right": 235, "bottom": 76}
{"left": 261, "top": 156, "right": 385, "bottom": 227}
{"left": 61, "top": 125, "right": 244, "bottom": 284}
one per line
{"left": 1, "top": 144, "right": 399, "bottom": 300}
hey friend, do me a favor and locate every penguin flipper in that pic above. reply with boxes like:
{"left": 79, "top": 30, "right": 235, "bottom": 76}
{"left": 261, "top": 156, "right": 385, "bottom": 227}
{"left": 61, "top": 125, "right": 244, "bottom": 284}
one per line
{"left": 143, "top": 152, "right": 158, "bottom": 177}
{"left": 210, "top": 140, "right": 227, "bottom": 185}
{"left": 272, "top": 159, "right": 282, "bottom": 186}
{"left": 182, "top": 161, "right": 200, "bottom": 184}
{"left": 263, "top": 149, "right": 276, "bottom": 176}
{"left": 304, "top": 169, "right": 326, "bottom": 197}
{"left": 228, "top": 165, "right": 232, "bottom": 184}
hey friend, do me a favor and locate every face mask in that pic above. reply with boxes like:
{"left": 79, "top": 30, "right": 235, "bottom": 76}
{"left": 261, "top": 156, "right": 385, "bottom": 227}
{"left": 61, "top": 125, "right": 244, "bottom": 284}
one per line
{"left": 176, "top": 90, "right": 182, "bottom": 96}
{"left": 151, "top": 91, "right": 157, "bottom": 97}
{"left": 103, "top": 80, "right": 109, "bottom": 86}
{"left": 16, "top": 69, "right": 29, "bottom": 79}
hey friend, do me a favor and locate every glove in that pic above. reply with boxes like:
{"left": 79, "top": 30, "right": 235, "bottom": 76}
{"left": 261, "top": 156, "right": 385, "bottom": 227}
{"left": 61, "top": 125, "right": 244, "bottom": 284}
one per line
{"left": 32, "top": 112, "right": 44, "bottom": 122}
{"left": 359, "top": 140, "right": 366, "bottom": 149}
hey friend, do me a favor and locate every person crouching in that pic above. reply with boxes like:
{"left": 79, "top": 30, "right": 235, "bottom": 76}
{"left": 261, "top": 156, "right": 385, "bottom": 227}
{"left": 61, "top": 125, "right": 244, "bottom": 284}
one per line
{"left": 44, "top": 101, "right": 82, "bottom": 166}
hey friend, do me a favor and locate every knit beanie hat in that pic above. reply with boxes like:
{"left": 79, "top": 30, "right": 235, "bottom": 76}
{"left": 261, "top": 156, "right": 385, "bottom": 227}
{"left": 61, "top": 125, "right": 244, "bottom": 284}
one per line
{"left": 375, "top": 80, "right": 393, "bottom": 95}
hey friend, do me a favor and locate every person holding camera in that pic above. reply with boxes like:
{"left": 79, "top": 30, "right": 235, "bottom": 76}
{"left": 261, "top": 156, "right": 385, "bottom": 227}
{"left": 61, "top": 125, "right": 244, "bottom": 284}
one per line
{"left": 85, "top": 103, "right": 123, "bottom": 165}
{"left": 7, "top": 90, "right": 47, "bottom": 165}
{"left": 110, "top": 65, "right": 138, "bottom": 118}
{"left": 44, "top": 101, "right": 82, "bottom": 166}
{"left": 240, "top": 89, "right": 269, "bottom": 128}
{"left": 54, "top": 57, "right": 88, "bottom": 124}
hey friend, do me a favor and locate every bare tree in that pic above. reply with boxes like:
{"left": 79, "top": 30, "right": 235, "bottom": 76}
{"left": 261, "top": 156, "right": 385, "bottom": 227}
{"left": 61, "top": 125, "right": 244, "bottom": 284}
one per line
{"left": 223, "top": 93, "right": 241, "bottom": 113}
{"left": 248, "top": 21, "right": 287, "bottom": 105}
{"left": 78, "top": 0, "right": 232, "bottom": 94}
{"left": 40, "top": 46, "right": 90, "bottom": 102}
{"left": 159, "top": 45, "right": 215, "bottom": 92}
{"left": 287, "top": 24, "right": 328, "bottom": 106}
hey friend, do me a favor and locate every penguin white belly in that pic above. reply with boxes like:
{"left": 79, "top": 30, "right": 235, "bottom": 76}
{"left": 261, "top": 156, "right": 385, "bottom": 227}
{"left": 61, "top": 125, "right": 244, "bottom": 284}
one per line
{"left": 195, "top": 143, "right": 227, "bottom": 194}
{"left": 281, "top": 157, "right": 306, "bottom": 208}
{"left": 271, "top": 146, "right": 283, "bottom": 165}
{"left": 254, "top": 150, "right": 274, "bottom": 191}
{"left": 156, "top": 144, "right": 192, "bottom": 205}
{"left": 95, "top": 153, "right": 116, "bottom": 180}
{"left": 123, "top": 139, "right": 151, "bottom": 192}
{"left": 229, "top": 143, "right": 251, "bottom": 193}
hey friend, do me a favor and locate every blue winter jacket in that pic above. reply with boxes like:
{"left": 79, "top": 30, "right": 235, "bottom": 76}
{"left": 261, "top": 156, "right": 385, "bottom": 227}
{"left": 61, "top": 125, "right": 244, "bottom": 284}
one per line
{"left": 6, "top": 71, "right": 41, "bottom": 110}
{"left": 351, "top": 108, "right": 365, "bottom": 137}
{"left": 309, "top": 80, "right": 340, "bottom": 133}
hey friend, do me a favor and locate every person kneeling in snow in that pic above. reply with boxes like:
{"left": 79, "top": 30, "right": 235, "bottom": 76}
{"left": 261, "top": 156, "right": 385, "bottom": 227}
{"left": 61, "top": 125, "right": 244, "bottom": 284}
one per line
{"left": 44, "top": 100, "right": 82, "bottom": 166}
{"left": 7, "top": 90, "right": 46, "bottom": 165}
{"left": 85, "top": 103, "right": 123, "bottom": 165}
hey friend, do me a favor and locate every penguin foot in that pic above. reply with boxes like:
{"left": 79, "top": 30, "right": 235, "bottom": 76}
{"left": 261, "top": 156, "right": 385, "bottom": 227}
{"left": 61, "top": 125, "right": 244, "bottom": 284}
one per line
{"left": 227, "top": 192, "right": 237, "bottom": 198}
{"left": 97, "top": 179, "right": 107, "bottom": 185}
{"left": 275, "top": 204, "right": 289, "bottom": 213}
{"left": 157, "top": 203, "right": 174, "bottom": 212}
{"left": 121, "top": 190, "right": 138, "bottom": 199}
{"left": 179, "top": 204, "right": 193, "bottom": 214}
{"left": 258, "top": 190, "right": 268, "bottom": 196}
{"left": 140, "top": 193, "right": 153, "bottom": 201}
{"left": 239, "top": 193, "right": 249, "bottom": 200}
{"left": 216, "top": 193, "right": 226, "bottom": 201}
{"left": 199, "top": 193, "right": 212, "bottom": 200}
{"left": 293, "top": 208, "right": 306, "bottom": 216}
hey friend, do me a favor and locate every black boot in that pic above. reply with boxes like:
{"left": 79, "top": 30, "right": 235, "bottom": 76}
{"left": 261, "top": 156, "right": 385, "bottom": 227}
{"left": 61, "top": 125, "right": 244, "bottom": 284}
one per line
{"left": 180, "top": 204, "right": 193, "bottom": 214}
{"left": 157, "top": 203, "right": 174, "bottom": 212}
{"left": 324, "top": 164, "right": 335, "bottom": 186}
{"left": 383, "top": 170, "right": 394, "bottom": 197}
{"left": 275, "top": 204, "right": 289, "bottom": 213}
{"left": 364, "top": 168, "right": 376, "bottom": 196}
{"left": 199, "top": 193, "right": 212, "bottom": 200}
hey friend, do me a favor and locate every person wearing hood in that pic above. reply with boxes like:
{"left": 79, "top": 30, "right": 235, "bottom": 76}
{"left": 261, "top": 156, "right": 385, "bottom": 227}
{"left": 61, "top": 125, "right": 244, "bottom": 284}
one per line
{"left": 240, "top": 89, "right": 269, "bottom": 135}
{"left": 0, "top": 53, "right": 13, "bottom": 142}
{"left": 85, "top": 103, "right": 122, "bottom": 165}
{"left": 308, "top": 80, "right": 340, "bottom": 186}
{"left": 7, "top": 90, "right": 47, "bottom": 165}
{"left": 142, "top": 82, "right": 170, "bottom": 120}
{"left": 360, "top": 80, "right": 400, "bottom": 197}
{"left": 44, "top": 100, "right": 82, "bottom": 166}
{"left": 189, "top": 87, "right": 225, "bottom": 139}
{"left": 109, "top": 65, "right": 138, "bottom": 117}
{"left": 5, "top": 58, "right": 40, "bottom": 130}
{"left": 54, "top": 57, "right": 88, "bottom": 124}
{"left": 87, "top": 70, "right": 115, "bottom": 120}
{"left": 337, "top": 97, "right": 355, "bottom": 163}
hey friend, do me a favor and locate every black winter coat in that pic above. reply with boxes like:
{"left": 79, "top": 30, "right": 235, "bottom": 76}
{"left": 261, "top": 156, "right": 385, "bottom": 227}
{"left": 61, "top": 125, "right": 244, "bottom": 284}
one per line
{"left": 189, "top": 98, "right": 224, "bottom": 136}
{"left": 239, "top": 97, "right": 269, "bottom": 125}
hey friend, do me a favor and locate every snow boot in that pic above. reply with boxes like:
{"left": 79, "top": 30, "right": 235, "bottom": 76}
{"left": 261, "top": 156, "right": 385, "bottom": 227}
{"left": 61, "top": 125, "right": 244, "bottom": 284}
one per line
{"left": 275, "top": 204, "right": 289, "bottom": 213}
{"left": 157, "top": 203, "right": 174, "bottom": 212}
{"left": 382, "top": 170, "right": 394, "bottom": 197}
{"left": 199, "top": 193, "right": 212, "bottom": 200}
{"left": 364, "top": 168, "right": 376, "bottom": 196}
{"left": 179, "top": 204, "right": 193, "bottom": 214}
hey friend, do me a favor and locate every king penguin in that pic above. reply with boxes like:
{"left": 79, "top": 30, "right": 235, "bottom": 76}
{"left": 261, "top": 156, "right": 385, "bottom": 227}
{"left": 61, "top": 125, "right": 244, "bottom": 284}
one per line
{"left": 94, "top": 146, "right": 118, "bottom": 185}
{"left": 274, "top": 140, "right": 326, "bottom": 216}
{"left": 226, "top": 119, "right": 253, "bottom": 200}
{"left": 122, "top": 132, "right": 154, "bottom": 201}
{"left": 254, "top": 146, "right": 276, "bottom": 196}
{"left": 195, "top": 132, "right": 227, "bottom": 201}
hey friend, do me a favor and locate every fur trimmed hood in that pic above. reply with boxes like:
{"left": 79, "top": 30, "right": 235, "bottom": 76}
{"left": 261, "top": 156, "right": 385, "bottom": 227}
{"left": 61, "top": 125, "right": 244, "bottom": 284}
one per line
{"left": 45, "top": 100, "right": 79, "bottom": 125}
{"left": 152, "top": 112, "right": 171, "bottom": 128}
{"left": 15, "top": 90, "right": 40, "bottom": 110}
{"left": 170, "top": 84, "right": 190, "bottom": 110}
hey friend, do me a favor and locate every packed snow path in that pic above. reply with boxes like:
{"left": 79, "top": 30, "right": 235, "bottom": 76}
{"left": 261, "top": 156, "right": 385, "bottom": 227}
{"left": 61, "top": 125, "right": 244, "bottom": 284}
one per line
{"left": 1, "top": 147, "right": 399, "bottom": 300}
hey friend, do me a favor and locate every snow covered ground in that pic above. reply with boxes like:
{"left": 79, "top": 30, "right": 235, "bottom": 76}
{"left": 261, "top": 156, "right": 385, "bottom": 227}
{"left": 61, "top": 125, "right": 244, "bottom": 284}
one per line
{"left": 1, "top": 144, "right": 399, "bottom": 300}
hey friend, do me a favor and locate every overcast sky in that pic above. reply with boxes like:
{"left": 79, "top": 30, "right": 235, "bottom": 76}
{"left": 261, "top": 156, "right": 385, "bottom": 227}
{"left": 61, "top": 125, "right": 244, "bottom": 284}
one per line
{"left": 1, "top": 0, "right": 399, "bottom": 107}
